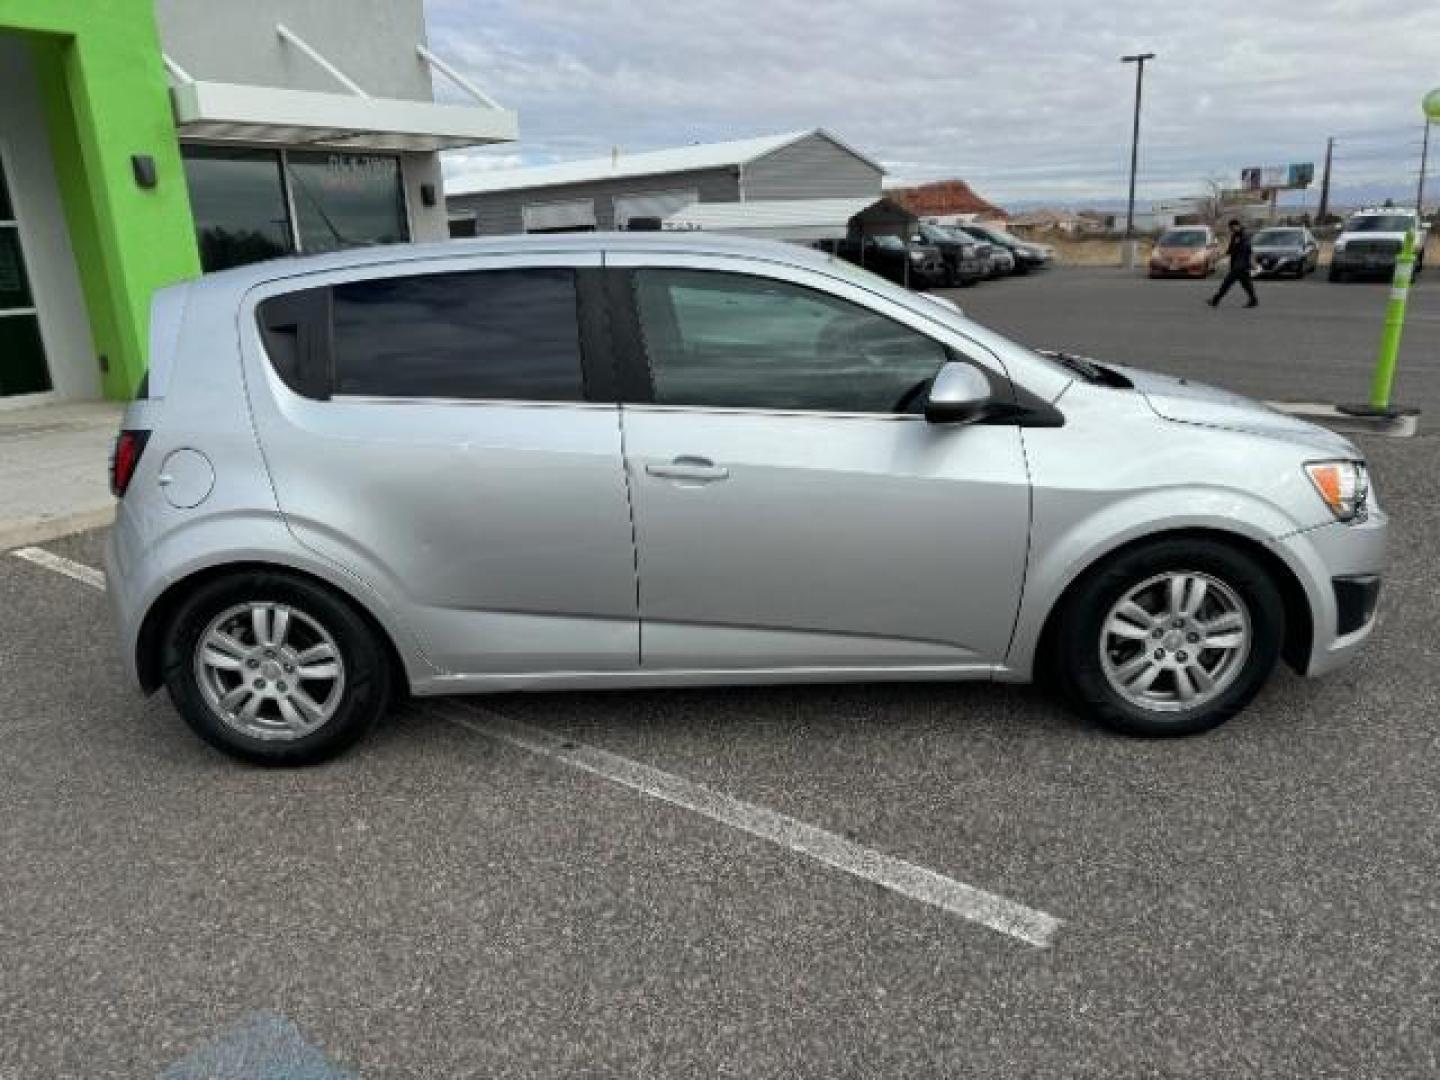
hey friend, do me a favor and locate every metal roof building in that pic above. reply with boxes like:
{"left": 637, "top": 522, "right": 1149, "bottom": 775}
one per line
{"left": 447, "top": 129, "right": 885, "bottom": 237}
{"left": 662, "top": 196, "right": 914, "bottom": 242}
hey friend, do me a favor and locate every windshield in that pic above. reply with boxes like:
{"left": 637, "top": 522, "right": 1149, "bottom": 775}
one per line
{"left": 1346, "top": 215, "right": 1416, "bottom": 233}
{"left": 969, "top": 226, "right": 1011, "bottom": 246}
{"left": 916, "top": 224, "right": 950, "bottom": 243}
{"left": 1253, "top": 229, "right": 1302, "bottom": 245}
{"left": 1158, "top": 229, "right": 1207, "bottom": 248}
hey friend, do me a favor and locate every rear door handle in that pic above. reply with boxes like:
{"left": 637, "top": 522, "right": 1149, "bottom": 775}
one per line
{"left": 645, "top": 456, "right": 730, "bottom": 482}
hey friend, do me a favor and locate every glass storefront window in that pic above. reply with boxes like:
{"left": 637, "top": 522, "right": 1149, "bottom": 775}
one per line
{"left": 181, "top": 147, "right": 411, "bottom": 272}
{"left": 0, "top": 154, "right": 52, "bottom": 397}
{"left": 286, "top": 152, "right": 409, "bottom": 255}
{"left": 182, "top": 146, "right": 295, "bottom": 272}
{"left": 0, "top": 313, "right": 51, "bottom": 397}
{"left": 0, "top": 225, "right": 34, "bottom": 311}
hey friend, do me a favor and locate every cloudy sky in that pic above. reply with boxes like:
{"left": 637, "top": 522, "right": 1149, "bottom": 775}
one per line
{"left": 426, "top": 0, "right": 1440, "bottom": 209}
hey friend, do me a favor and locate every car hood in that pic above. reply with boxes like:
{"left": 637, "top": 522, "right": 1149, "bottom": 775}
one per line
{"left": 1103, "top": 363, "right": 1359, "bottom": 455}
{"left": 1253, "top": 244, "right": 1303, "bottom": 254}
{"left": 1153, "top": 246, "right": 1204, "bottom": 257}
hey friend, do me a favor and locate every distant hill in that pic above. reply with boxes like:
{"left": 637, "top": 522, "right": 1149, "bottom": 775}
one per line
{"left": 887, "top": 179, "right": 1007, "bottom": 218}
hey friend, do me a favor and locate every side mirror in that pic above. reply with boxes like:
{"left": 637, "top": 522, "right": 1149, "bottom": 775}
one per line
{"left": 924, "top": 361, "right": 992, "bottom": 424}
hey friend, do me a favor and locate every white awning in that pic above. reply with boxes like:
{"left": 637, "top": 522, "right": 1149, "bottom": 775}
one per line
{"left": 662, "top": 197, "right": 908, "bottom": 241}
{"left": 170, "top": 81, "right": 517, "bottom": 152}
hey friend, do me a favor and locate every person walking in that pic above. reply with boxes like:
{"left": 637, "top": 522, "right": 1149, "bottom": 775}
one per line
{"left": 1209, "top": 219, "right": 1257, "bottom": 308}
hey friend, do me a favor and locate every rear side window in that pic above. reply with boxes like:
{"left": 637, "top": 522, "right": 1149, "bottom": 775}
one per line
{"left": 331, "top": 267, "right": 584, "bottom": 400}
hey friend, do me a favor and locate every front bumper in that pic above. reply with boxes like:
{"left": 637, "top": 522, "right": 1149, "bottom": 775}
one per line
{"left": 1253, "top": 255, "right": 1303, "bottom": 276}
{"left": 1331, "top": 252, "right": 1400, "bottom": 276}
{"left": 1270, "top": 509, "right": 1389, "bottom": 677}
{"left": 954, "top": 256, "right": 985, "bottom": 280}
{"left": 1149, "top": 261, "right": 1207, "bottom": 277}
{"left": 909, "top": 262, "right": 947, "bottom": 287}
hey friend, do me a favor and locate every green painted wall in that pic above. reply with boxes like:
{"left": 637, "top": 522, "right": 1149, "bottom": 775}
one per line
{"left": 1, "top": 0, "right": 200, "bottom": 399}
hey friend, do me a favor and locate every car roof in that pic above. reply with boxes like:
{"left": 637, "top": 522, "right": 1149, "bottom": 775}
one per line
{"left": 185, "top": 231, "right": 845, "bottom": 293}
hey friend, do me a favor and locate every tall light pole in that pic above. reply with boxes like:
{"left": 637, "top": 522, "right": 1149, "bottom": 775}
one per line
{"left": 1121, "top": 52, "right": 1155, "bottom": 268}
{"left": 1418, "top": 120, "right": 1430, "bottom": 216}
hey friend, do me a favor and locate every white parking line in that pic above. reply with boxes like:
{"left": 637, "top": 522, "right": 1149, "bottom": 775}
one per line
{"left": 10, "top": 546, "right": 106, "bottom": 591}
{"left": 431, "top": 703, "right": 1062, "bottom": 948}
{"left": 9, "top": 545, "right": 1062, "bottom": 947}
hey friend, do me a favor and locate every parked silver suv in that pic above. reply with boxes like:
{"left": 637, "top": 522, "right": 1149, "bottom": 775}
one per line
{"left": 106, "top": 234, "right": 1386, "bottom": 764}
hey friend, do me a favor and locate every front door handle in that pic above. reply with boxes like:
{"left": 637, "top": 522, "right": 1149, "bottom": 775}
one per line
{"left": 645, "top": 456, "right": 730, "bottom": 482}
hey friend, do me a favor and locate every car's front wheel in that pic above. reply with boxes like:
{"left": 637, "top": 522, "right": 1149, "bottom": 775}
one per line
{"left": 162, "top": 572, "right": 393, "bottom": 765}
{"left": 1051, "top": 538, "right": 1285, "bottom": 736}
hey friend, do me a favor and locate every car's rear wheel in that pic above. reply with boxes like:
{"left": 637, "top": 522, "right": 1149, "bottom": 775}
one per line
{"left": 162, "top": 572, "right": 392, "bottom": 765}
{"left": 1051, "top": 538, "right": 1285, "bottom": 736}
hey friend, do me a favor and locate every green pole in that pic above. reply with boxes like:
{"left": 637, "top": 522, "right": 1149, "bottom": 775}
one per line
{"left": 1368, "top": 229, "right": 1416, "bottom": 412}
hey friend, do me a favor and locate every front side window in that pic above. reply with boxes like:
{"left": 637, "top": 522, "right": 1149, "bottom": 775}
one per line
{"left": 332, "top": 268, "right": 584, "bottom": 401}
{"left": 633, "top": 269, "right": 949, "bottom": 413}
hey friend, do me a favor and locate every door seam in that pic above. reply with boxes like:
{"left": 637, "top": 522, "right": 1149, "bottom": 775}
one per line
{"left": 616, "top": 404, "right": 644, "bottom": 666}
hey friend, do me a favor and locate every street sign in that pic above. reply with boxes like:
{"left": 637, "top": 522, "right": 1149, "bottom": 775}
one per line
{"left": 1240, "top": 163, "right": 1315, "bottom": 191}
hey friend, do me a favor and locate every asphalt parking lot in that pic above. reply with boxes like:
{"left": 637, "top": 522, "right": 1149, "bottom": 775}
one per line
{"left": 4, "top": 272, "right": 1440, "bottom": 1078}
{"left": 945, "top": 264, "right": 1440, "bottom": 416}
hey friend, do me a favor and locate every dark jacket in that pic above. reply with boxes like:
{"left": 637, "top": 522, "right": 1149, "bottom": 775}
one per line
{"left": 1226, "top": 230, "right": 1253, "bottom": 270}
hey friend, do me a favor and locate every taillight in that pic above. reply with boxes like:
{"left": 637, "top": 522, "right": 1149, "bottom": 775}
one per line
{"left": 110, "top": 430, "right": 151, "bottom": 498}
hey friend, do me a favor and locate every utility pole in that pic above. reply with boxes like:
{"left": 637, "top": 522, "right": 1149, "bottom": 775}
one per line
{"left": 1317, "top": 136, "right": 1334, "bottom": 225}
{"left": 1121, "top": 52, "right": 1155, "bottom": 268}
{"left": 1417, "top": 120, "right": 1431, "bottom": 215}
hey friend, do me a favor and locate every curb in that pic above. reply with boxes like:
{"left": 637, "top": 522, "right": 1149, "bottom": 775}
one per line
{"left": 0, "top": 505, "right": 116, "bottom": 553}
{"left": 1265, "top": 402, "right": 1419, "bottom": 438}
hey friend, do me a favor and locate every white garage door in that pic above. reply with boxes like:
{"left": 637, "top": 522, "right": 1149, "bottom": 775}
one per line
{"left": 614, "top": 190, "right": 699, "bottom": 230}
{"left": 522, "top": 198, "right": 597, "bottom": 232}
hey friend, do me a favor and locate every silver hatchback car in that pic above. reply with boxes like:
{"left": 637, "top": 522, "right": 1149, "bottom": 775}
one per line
{"left": 106, "top": 233, "right": 1385, "bottom": 764}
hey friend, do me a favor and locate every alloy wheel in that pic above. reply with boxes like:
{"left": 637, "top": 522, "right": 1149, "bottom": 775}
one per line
{"left": 1099, "top": 571, "right": 1252, "bottom": 713}
{"left": 194, "top": 602, "right": 346, "bottom": 740}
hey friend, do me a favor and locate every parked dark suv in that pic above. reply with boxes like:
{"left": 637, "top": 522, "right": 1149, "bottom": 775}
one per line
{"left": 915, "top": 223, "right": 985, "bottom": 287}
{"left": 824, "top": 235, "right": 947, "bottom": 289}
{"left": 964, "top": 224, "right": 1053, "bottom": 274}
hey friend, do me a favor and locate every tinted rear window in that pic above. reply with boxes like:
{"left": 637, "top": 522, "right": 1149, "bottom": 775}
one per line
{"left": 332, "top": 268, "right": 584, "bottom": 400}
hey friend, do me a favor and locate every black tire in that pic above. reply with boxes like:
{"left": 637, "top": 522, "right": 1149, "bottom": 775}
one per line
{"left": 1049, "top": 538, "right": 1285, "bottom": 737}
{"left": 1329, "top": 267, "right": 1344, "bottom": 282}
{"left": 162, "top": 571, "right": 393, "bottom": 765}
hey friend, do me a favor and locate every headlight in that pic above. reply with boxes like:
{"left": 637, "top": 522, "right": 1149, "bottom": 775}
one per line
{"left": 1305, "top": 461, "right": 1369, "bottom": 521}
{"left": 1335, "top": 240, "right": 1347, "bottom": 252}
{"left": 909, "top": 250, "right": 926, "bottom": 262}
